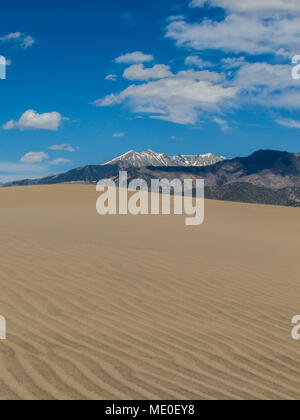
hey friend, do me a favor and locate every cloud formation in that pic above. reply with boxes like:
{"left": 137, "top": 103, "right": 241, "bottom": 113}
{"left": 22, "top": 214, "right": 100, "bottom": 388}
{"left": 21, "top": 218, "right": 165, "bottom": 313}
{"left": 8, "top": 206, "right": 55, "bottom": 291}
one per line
{"left": 185, "top": 55, "right": 213, "bottom": 69}
{"left": 166, "top": 1, "right": 300, "bottom": 56}
{"left": 49, "top": 158, "right": 71, "bottom": 165}
{"left": 49, "top": 144, "right": 76, "bottom": 152}
{"left": 113, "top": 132, "right": 125, "bottom": 137}
{"left": 94, "top": 71, "right": 238, "bottom": 124}
{"left": 276, "top": 118, "right": 300, "bottom": 129}
{"left": 3, "top": 110, "right": 66, "bottom": 131}
{"left": 20, "top": 152, "right": 49, "bottom": 164}
{"left": 123, "top": 64, "right": 173, "bottom": 81}
{"left": 0, "top": 32, "right": 35, "bottom": 49}
{"left": 115, "top": 51, "right": 154, "bottom": 64}
{"left": 213, "top": 117, "right": 230, "bottom": 131}
{"left": 190, "top": 0, "right": 300, "bottom": 14}
{"left": 105, "top": 74, "right": 118, "bottom": 81}
{"left": 93, "top": 0, "right": 300, "bottom": 129}
{"left": 231, "top": 62, "right": 300, "bottom": 109}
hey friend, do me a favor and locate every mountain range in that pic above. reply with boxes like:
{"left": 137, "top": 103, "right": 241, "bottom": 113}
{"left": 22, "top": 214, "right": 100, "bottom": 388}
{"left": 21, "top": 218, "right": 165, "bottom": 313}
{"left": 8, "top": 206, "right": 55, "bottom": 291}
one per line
{"left": 3, "top": 149, "right": 300, "bottom": 207}
{"left": 102, "top": 150, "right": 226, "bottom": 169}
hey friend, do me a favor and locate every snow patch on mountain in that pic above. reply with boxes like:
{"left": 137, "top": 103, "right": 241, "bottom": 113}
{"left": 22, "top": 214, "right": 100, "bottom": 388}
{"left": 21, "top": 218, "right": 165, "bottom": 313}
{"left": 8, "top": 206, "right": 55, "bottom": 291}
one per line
{"left": 102, "top": 150, "right": 226, "bottom": 169}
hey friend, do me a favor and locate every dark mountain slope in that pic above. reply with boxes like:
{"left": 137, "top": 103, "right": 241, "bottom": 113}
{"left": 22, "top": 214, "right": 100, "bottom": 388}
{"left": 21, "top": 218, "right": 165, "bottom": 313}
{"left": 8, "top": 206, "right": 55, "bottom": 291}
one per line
{"left": 4, "top": 150, "right": 300, "bottom": 207}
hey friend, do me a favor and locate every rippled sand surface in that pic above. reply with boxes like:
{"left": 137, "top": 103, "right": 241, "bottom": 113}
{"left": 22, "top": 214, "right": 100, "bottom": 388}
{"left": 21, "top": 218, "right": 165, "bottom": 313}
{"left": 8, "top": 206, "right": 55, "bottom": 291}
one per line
{"left": 0, "top": 185, "right": 300, "bottom": 400}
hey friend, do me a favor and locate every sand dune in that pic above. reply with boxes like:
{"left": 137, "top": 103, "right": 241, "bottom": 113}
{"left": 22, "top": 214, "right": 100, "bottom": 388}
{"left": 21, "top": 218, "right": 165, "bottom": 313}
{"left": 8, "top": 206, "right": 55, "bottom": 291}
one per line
{"left": 0, "top": 185, "right": 300, "bottom": 400}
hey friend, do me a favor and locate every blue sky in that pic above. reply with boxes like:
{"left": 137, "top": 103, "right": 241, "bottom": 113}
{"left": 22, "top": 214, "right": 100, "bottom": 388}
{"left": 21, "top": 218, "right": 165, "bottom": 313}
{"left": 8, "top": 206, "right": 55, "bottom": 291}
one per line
{"left": 1, "top": 0, "right": 300, "bottom": 181}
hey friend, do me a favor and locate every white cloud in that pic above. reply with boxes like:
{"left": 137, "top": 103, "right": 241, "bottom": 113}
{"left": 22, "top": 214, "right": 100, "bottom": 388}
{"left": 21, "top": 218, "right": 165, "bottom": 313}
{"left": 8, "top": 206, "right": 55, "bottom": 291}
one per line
{"left": 177, "top": 69, "right": 224, "bottom": 82}
{"left": 185, "top": 55, "right": 213, "bottom": 68}
{"left": 190, "top": 0, "right": 300, "bottom": 14}
{"left": 96, "top": 2, "right": 300, "bottom": 127}
{"left": 115, "top": 51, "right": 154, "bottom": 64}
{"left": 2, "top": 120, "right": 16, "bottom": 130}
{"left": 49, "top": 158, "right": 71, "bottom": 165}
{"left": 49, "top": 144, "right": 75, "bottom": 152}
{"left": 221, "top": 56, "right": 245, "bottom": 69}
{"left": 22, "top": 35, "right": 35, "bottom": 49}
{"left": 123, "top": 64, "right": 173, "bottom": 81}
{"left": 0, "top": 32, "right": 35, "bottom": 49}
{"left": 20, "top": 152, "right": 49, "bottom": 164}
{"left": 113, "top": 132, "right": 125, "bottom": 138}
{"left": 166, "top": 13, "right": 300, "bottom": 56}
{"left": 167, "top": 15, "right": 186, "bottom": 22}
{"left": 234, "top": 62, "right": 297, "bottom": 90}
{"left": 225, "top": 61, "right": 300, "bottom": 109}
{"left": 94, "top": 73, "right": 238, "bottom": 125}
{"left": 105, "top": 74, "right": 118, "bottom": 81}
{"left": 213, "top": 116, "right": 230, "bottom": 131}
{"left": 276, "top": 118, "right": 300, "bottom": 129}
{"left": 254, "top": 91, "right": 300, "bottom": 109}
{"left": 2, "top": 110, "right": 66, "bottom": 131}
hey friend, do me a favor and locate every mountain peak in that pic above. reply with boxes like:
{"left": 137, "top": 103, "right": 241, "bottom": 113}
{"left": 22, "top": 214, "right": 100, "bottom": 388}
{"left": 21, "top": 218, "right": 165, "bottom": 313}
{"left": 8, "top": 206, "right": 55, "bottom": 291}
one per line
{"left": 101, "top": 150, "right": 227, "bottom": 169}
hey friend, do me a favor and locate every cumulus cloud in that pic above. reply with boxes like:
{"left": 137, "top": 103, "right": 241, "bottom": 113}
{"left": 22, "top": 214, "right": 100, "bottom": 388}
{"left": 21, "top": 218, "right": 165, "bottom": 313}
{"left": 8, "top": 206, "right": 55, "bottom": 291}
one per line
{"left": 96, "top": 51, "right": 300, "bottom": 124}
{"left": 221, "top": 56, "right": 245, "bottom": 69}
{"left": 234, "top": 62, "right": 298, "bottom": 90}
{"left": 94, "top": 1, "right": 300, "bottom": 127}
{"left": 177, "top": 69, "right": 224, "bottom": 82}
{"left": 2, "top": 120, "right": 15, "bottom": 130}
{"left": 94, "top": 71, "right": 238, "bottom": 124}
{"left": 113, "top": 132, "right": 125, "bottom": 137}
{"left": 2, "top": 110, "right": 66, "bottom": 131}
{"left": 276, "top": 118, "right": 300, "bottom": 129}
{"left": 185, "top": 55, "right": 213, "bottom": 68}
{"left": 115, "top": 51, "right": 154, "bottom": 64}
{"left": 105, "top": 74, "right": 118, "bottom": 81}
{"left": 20, "top": 152, "right": 49, "bottom": 164}
{"left": 123, "top": 64, "right": 173, "bottom": 81}
{"left": 49, "top": 144, "right": 75, "bottom": 152}
{"left": 49, "top": 158, "right": 72, "bottom": 165}
{"left": 190, "top": 0, "right": 300, "bottom": 14}
{"left": 166, "top": 10, "right": 300, "bottom": 56}
{"left": 162, "top": 3, "right": 300, "bottom": 113}
{"left": 213, "top": 116, "right": 230, "bottom": 131}
{"left": 224, "top": 61, "right": 300, "bottom": 109}
{"left": 0, "top": 32, "right": 35, "bottom": 49}
{"left": 167, "top": 15, "right": 186, "bottom": 22}
{"left": 254, "top": 90, "right": 300, "bottom": 109}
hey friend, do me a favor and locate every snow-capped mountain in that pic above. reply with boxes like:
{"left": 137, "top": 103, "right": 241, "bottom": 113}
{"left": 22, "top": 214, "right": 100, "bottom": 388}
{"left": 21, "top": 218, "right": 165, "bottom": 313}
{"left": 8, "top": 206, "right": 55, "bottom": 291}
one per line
{"left": 4, "top": 150, "right": 300, "bottom": 208}
{"left": 102, "top": 150, "right": 226, "bottom": 169}
{"left": 171, "top": 153, "right": 227, "bottom": 167}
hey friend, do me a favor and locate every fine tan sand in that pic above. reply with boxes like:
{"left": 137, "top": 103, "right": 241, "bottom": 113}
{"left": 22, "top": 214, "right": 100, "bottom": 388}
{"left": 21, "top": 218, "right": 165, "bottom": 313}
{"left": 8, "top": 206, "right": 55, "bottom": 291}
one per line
{"left": 0, "top": 184, "right": 300, "bottom": 400}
